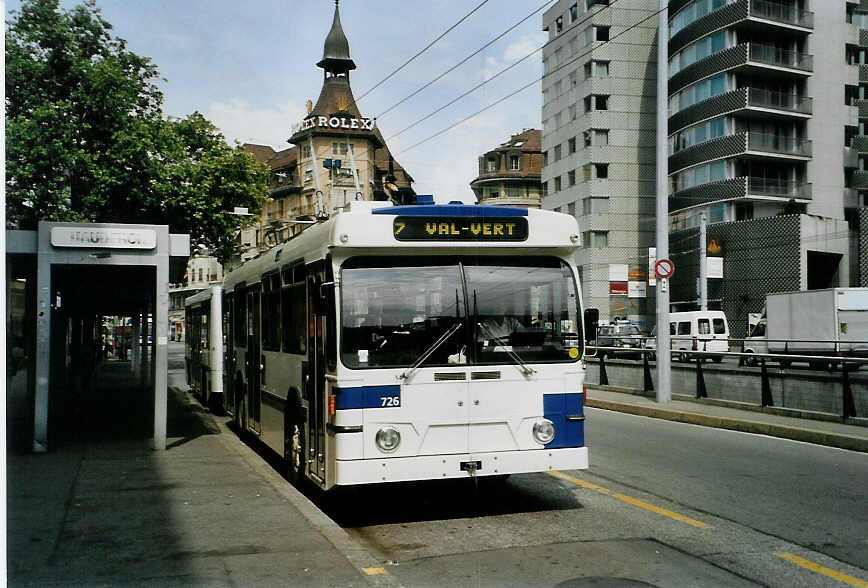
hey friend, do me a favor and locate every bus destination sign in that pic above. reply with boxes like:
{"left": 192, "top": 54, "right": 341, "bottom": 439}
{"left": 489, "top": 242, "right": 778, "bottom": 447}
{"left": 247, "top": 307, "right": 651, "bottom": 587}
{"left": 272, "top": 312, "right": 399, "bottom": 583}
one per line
{"left": 393, "top": 216, "right": 528, "bottom": 242}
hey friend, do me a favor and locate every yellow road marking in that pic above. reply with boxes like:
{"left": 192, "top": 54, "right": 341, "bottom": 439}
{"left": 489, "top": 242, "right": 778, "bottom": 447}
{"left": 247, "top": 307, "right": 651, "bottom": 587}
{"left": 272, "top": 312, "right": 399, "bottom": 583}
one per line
{"left": 363, "top": 567, "right": 387, "bottom": 576}
{"left": 548, "top": 470, "right": 708, "bottom": 528}
{"left": 777, "top": 552, "right": 868, "bottom": 587}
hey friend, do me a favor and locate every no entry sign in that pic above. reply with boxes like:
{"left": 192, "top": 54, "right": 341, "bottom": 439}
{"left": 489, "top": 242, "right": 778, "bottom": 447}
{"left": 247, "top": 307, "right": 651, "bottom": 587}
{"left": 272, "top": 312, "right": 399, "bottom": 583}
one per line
{"left": 654, "top": 258, "right": 675, "bottom": 279}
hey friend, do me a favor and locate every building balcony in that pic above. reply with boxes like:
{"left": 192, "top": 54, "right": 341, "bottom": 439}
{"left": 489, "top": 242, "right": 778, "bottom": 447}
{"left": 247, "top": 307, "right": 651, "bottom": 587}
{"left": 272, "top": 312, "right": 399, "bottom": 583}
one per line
{"left": 669, "top": 0, "right": 812, "bottom": 55}
{"left": 860, "top": 65, "right": 868, "bottom": 84}
{"left": 852, "top": 135, "right": 868, "bottom": 154}
{"left": 670, "top": 43, "right": 812, "bottom": 96}
{"left": 669, "top": 132, "right": 810, "bottom": 174}
{"left": 669, "top": 175, "right": 811, "bottom": 212}
{"left": 746, "top": 131, "right": 811, "bottom": 158}
{"left": 853, "top": 170, "right": 868, "bottom": 190}
{"left": 746, "top": 87, "right": 811, "bottom": 116}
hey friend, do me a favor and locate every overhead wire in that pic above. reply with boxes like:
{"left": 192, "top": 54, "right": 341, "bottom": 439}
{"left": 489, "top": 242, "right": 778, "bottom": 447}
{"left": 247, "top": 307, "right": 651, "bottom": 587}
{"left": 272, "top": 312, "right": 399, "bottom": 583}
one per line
{"left": 387, "top": 0, "right": 626, "bottom": 142}
{"left": 375, "top": 0, "right": 558, "bottom": 119}
{"left": 395, "top": 1, "right": 662, "bottom": 154}
{"left": 355, "top": 0, "right": 492, "bottom": 103}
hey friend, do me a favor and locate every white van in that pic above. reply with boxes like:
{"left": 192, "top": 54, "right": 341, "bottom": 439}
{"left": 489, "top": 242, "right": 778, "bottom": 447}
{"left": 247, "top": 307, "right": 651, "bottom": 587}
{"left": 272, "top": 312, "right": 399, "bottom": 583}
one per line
{"left": 646, "top": 311, "right": 730, "bottom": 362}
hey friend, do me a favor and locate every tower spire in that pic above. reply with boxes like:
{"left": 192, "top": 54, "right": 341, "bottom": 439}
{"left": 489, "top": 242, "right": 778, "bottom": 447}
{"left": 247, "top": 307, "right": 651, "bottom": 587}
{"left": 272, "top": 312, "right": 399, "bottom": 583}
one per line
{"left": 317, "top": 0, "right": 356, "bottom": 74}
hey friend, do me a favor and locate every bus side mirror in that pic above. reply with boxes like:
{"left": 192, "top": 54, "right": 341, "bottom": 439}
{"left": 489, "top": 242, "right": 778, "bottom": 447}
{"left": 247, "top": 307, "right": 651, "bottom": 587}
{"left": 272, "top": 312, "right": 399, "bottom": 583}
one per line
{"left": 583, "top": 308, "right": 599, "bottom": 344}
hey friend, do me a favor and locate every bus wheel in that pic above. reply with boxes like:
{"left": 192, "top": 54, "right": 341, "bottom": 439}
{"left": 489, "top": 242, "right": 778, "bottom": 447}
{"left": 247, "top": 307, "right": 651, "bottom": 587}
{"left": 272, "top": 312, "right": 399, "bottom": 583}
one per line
{"left": 285, "top": 417, "right": 306, "bottom": 485}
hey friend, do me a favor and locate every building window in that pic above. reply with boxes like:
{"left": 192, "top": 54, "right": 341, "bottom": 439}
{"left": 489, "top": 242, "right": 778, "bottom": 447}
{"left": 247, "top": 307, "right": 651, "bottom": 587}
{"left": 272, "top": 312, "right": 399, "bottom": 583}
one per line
{"left": 554, "top": 176, "right": 562, "bottom": 191}
{"left": 304, "top": 168, "right": 313, "bottom": 184}
{"left": 594, "top": 163, "right": 609, "bottom": 179}
{"left": 556, "top": 15, "right": 563, "bottom": 34}
{"left": 487, "top": 157, "right": 497, "bottom": 172}
{"left": 509, "top": 155, "right": 520, "bottom": 170}
{"left": 584, "top": 94, "right": 609, "bottom": 112}
{"left": 583, "top": 196, "right": 610, "bottom": 215}
{"left": 585, "top": 60, "right": 609, "bottom": 77}
{"left": 554, "top": 111, "right": 563, "bottom": 127}
{"left": 586, "top": 25, "right": 609, "bottom": 44}
{"left": 583, "top": 131, "right": 592, "bottom": 147}
{"left": 541, "top": 181, "right": 548, "bottom": 196}
{"left": 568, "top": 170, "right": 576, "bottom": 186}
{"left": 568, "top": 202, "right": 576, "bottom": 216}
{"left": 594, "top": 129, "right": 609, "bottom": 146}
{"left": 587, "top": 0, "right": 610, "bottom": 9}
{"left": 569, "top": 104, "right": 577, "bottom": 121}
{"left": 569, "top": 3, "right": 579, "bottom": 22}
{"left": 301, "top": 144, "right": 311, "bottom": 158}
{"left": 554, "top": 144, "right": 562, "bottom": 161}
{"left": 554, "top": 79, "right": 563, "bottom": 96}
{"left": 568, "top": 137, "right": 577, "bottom": 154}
{"left": 592, "top": 231, "right": 609, "bottom": 247}
{"left": 569, "top": 70, "right": 578, "bottom": 87}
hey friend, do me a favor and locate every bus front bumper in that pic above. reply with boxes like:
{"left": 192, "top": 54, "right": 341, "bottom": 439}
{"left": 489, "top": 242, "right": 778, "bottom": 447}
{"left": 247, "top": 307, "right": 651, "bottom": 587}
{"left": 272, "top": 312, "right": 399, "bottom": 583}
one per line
{"left": 334, "top": 446, "right": 588, "bottom": 486}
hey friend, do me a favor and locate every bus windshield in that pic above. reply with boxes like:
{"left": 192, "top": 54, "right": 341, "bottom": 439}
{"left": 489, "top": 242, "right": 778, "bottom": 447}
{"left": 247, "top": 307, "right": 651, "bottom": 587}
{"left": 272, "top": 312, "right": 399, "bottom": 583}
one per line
{"left": 340, "top": 256, "right": 581, "bottom": 369}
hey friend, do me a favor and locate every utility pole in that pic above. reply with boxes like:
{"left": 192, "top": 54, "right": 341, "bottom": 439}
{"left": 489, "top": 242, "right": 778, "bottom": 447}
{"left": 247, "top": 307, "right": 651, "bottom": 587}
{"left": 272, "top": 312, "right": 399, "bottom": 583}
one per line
{"left": 655, "top": 0, "right": 671, "bottom": 403}
{"left": 699, "top": 212, "right": 707, "bottom": 311}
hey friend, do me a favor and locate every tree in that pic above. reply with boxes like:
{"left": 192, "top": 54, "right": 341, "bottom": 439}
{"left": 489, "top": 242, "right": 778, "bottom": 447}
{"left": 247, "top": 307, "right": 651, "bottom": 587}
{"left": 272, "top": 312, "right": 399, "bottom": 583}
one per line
{"left": 6, "top": 0, "right": 266, "bottom": 263}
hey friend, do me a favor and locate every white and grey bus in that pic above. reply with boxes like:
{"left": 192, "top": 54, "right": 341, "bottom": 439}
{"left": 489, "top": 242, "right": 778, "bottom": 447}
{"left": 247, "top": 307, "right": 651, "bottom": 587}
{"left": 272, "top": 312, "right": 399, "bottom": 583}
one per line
{"left": 184, "top": 285, "right": 224, "bottom": 412}
{"left": 223, "top": 199, "right": 588, "bottom": 490}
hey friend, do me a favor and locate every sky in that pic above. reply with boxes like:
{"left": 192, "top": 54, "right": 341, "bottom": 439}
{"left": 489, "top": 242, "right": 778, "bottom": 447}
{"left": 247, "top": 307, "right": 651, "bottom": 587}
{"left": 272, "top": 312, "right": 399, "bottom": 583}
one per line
{"left": 6, "top": 0, "right": 551, "bottom": 202}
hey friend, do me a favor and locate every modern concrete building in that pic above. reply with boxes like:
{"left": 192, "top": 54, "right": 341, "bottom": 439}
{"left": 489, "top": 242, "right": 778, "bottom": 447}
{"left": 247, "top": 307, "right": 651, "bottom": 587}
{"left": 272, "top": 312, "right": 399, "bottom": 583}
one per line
{"left": 541, "top": 0, "right": 868, "bottom": 336}
{"left": 540, "top": 0, "right": 660, "bottom": 329}
{"left": 241, "top": 2, "right": 415, "bottom": 259}
{"left": 470, "top": 129, "right": 544, "bottom": 208}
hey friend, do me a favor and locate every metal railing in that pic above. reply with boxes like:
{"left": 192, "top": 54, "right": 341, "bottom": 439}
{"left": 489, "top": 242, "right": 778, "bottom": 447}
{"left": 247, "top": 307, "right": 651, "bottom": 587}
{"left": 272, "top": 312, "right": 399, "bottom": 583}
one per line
{"left": 747, "top": 132, "right": 812, "bottom": 157}
{"left": 749, "top": 0, "right": 814, "bottom": 28}
{"left": 747, "top": 87, "right": 812, "bottom": 114}
{"left": 749, "top": 43, "right": 813, "bottom": 71}
{"left": 585, "top": 335, "right": 867, "bottom": 421}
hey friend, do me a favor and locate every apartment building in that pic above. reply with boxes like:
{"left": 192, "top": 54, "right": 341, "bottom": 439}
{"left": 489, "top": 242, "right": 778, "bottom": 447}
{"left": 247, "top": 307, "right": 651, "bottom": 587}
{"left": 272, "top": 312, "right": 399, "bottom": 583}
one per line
{"left": 470, "top": 129, "right": 544, "bottom": 208}
{"left": 542, "top": 0, "right": 868, "bottom": 336}
{"left": 666, "top": 0, "right": 860, "bottom": 336}
{"left": 541, "top": 0, "right": 660, "bottom": 329}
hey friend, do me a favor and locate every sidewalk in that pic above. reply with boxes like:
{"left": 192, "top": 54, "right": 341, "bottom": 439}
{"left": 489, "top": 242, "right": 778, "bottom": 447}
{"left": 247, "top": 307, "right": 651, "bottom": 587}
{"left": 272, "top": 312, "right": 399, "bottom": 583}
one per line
{"left": 585, "top": 384, "right": 868, "bottom": 453}
{"left": 7, "top": 360, "right": 394, "bottom": 587}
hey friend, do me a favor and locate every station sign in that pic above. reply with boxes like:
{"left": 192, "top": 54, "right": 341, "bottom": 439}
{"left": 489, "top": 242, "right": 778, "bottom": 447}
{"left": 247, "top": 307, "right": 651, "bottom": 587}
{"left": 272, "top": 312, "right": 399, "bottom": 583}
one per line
{"left": 392, "top": 216, "right": 528, "bottom": 242}
{"left": 50, "top": 227, "right": 157, "bottom": 249}
{"left": 292, "top": 115, "right": 376, "bottom": 134}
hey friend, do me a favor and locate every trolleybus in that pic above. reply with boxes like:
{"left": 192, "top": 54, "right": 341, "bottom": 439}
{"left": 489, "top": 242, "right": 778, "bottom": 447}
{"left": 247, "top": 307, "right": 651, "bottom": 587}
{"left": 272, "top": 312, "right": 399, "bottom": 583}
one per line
{"left": 184, "top": 285, "right": 225, "bottom": 412}
{"left": 223, "top": 199, "right": 588, "bottom": 490}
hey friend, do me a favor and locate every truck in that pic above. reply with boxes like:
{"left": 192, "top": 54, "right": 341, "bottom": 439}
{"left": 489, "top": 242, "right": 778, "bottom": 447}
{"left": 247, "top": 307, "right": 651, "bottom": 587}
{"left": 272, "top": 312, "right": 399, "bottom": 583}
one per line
{"left": 743, "top": 288, "right": 868, "bottom": 368}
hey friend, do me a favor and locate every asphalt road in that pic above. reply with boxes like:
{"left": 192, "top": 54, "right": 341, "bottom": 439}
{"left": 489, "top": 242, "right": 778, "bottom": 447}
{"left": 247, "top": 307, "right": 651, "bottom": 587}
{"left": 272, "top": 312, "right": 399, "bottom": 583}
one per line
{"left": 587, "top": 408, "right": 868, "bottom": 569}
{"left": 320, "top": 408, "right": 868, "bottom": 587}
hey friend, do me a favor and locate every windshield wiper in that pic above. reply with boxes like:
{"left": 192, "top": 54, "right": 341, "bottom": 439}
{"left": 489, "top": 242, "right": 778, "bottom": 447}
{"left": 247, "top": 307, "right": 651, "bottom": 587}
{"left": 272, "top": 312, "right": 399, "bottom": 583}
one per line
{"left": 477, "top": 321, "right": 536, "bottom": 376}
{"left": 398, "top": 321, "right": 463, "bottom": 381}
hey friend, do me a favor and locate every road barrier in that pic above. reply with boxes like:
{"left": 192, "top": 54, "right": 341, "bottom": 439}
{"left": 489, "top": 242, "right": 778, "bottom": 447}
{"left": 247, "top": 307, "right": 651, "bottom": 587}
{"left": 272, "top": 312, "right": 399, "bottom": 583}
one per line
{"left": 586, "top": 337, "right": 868, "bottom": 423}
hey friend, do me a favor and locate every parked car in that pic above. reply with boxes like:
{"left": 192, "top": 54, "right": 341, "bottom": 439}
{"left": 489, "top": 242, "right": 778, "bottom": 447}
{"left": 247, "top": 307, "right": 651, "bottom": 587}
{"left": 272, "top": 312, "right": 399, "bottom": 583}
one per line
{"left": 597, "top": 323, "right": 643, "bottom": 358}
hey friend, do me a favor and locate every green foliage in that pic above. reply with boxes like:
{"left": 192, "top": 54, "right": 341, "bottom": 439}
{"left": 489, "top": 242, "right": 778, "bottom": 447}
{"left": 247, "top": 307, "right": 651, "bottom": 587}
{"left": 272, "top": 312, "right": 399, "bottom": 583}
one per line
{"left": 6, "top": 0, "right": 267, "bottom": 263}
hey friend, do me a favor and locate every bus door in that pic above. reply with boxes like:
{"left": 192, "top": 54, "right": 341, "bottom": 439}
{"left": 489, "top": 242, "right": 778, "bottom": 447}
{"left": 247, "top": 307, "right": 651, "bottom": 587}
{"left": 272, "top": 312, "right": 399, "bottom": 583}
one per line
{"left": 224, "top": 292, "right": 235, "bottom": 416}
{"left": 305, "top": 260, "right": 332, "bottom": 482}
{"left": 246, "top": 286, "right": 262, "bottom": 434}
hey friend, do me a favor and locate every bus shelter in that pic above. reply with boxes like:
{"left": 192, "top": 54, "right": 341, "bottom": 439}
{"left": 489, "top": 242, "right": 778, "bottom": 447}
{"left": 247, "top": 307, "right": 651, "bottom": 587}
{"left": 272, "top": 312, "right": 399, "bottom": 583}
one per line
{"left": 6, "top": 222, "right": 190, "bottom": 451}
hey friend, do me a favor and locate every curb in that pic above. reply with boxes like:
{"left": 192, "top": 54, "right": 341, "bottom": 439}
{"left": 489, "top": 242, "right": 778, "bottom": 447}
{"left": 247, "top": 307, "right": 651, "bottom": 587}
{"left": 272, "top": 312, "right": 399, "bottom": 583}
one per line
{"left": 585, "top": 397, "right": 868, "bottom": 453}
{"left": 170, "top": 386, "right": 402, "bottom": 587}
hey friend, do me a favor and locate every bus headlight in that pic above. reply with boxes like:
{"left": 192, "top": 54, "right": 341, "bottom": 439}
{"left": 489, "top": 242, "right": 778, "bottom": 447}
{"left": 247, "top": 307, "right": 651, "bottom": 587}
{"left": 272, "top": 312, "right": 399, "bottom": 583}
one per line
{"left": 375, "top": 427, "right": 401, "bottom": 452}
{"left": 532, "top": 420, "right": 556, "bottom": 445}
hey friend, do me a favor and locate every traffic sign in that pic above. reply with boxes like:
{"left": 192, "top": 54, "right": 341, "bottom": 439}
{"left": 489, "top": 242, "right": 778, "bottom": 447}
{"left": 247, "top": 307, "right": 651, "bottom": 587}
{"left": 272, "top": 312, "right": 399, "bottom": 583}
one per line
{"left": 654, "top": 258, "right": 675, "bottom": 279}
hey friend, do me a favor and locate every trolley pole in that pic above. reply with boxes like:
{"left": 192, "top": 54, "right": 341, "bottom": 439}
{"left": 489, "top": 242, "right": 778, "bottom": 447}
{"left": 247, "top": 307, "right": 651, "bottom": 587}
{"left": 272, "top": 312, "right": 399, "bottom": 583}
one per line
{"left": 655, "top": 0, "right": 671, "bottom": 403}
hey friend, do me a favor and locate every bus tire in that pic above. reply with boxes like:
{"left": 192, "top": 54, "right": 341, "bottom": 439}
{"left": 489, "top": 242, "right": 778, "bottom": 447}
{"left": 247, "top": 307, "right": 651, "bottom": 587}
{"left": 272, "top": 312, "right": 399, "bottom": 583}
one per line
{"left": 285, "top": 413, "right": 306, "bottom": 486}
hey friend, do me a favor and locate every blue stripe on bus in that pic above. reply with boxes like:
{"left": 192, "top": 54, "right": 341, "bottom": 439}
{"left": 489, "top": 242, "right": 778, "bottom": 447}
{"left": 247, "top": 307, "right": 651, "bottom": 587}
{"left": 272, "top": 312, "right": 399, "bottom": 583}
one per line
{"left": 371, "top": 204, "right": 528, "bottom": 217}
{"left": 334, "top": 385, "right": 402, "bottom": 409}
{"left": 543, "top": 393, "right": 584, "bottom": 449}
